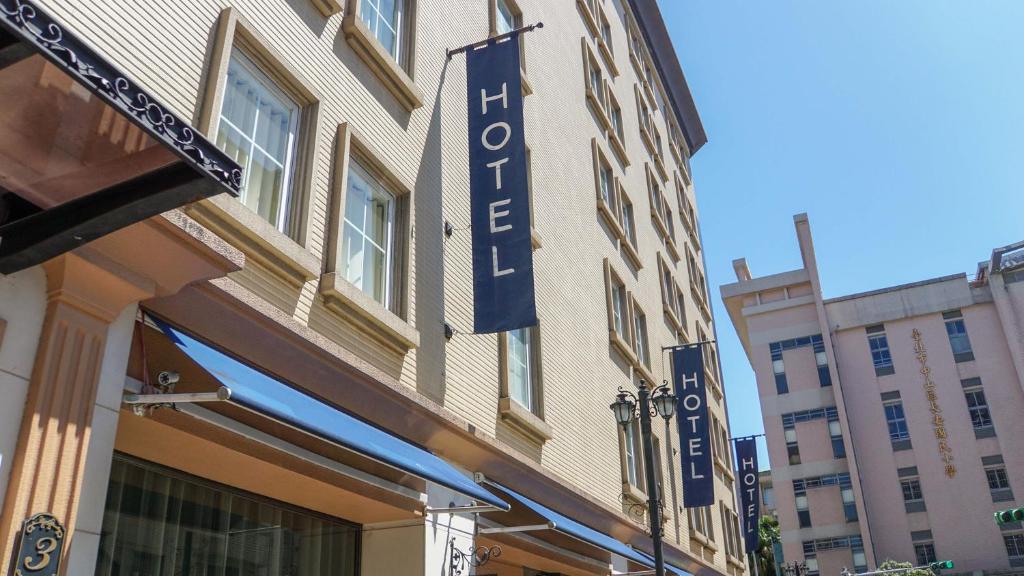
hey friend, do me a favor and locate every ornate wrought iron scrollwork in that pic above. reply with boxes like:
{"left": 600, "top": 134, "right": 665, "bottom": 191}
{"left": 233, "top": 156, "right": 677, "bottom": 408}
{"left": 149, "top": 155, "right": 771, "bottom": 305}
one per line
{"left": 619, "top": 492, "right": 648, "bottom": 526}
{"left": 0, "top": 0, "right": 243, "bottom": 194}
{"left": 448, "top": 537, "right": 500, "bottom": 576}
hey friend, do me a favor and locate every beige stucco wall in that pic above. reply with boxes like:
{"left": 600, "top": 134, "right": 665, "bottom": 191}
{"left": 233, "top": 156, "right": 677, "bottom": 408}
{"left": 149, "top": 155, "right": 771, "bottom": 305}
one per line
{"left": 27, "top": 0, "right": 737, "bottom": 573}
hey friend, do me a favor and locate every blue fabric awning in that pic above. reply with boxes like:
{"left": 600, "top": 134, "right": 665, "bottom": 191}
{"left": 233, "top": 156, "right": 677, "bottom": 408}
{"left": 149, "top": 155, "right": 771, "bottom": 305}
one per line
{"left": 153, "top": 317, "right": 509, "bottom": 511}
{"left": 636, "top": 551, "right": 692, "bottom": 576}
{"left": 485, "top": 480, "right": 679, "bottom": 571}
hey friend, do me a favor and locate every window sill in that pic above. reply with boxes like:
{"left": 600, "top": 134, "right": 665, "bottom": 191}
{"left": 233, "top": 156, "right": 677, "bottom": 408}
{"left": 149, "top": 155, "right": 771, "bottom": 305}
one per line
{"left": 310, "top": 0, "right": 342, "bottom": 17}
{"left": 499, "top": 396, "right": 553, "bottom": 443}
{"left": 635, "top": 361, "right": 658, "bottom": 387}
{"left": 975, "top": 425, "right": 997, "bottom": 439}
{"left": 653, "top": 153, "right": 669, "bottom": 183}
{"left": 520, "top": 67, "right": 533, "bottom": 97}
{"left": 714, "top": 456, "right": 734, "bottom": 481}
{"left": 319, "top": 272, "right": 420, "bottom": 354}
{"left": 629, "top": 50, "right": 644, "bottom": 81}
{"left": 891, "top": 438, "right": 913, "bottom": 452}
{"left": 621, "top": 238, "right": 643, "bottom": 270}
{"left": 643, "top": 80, "right": 658, "bottom": 111}
{"left": 185, "top": 195, "right": 320, "bottom": 287}
{"left": 341, "top": 12, "right": 423, "bottom": 111}
{"left": 728, "top": 555, "right": 746, "bottom": 569}
{"left": 639, "top": 124, "right": 656, "bottom": 156}
{"left": 531, "top": 227, "right": 543, "bottom": 250}
{"left": 610, "top": 330, "right": 639, "bottom": 365}
{"left": 597, "top": 39, "right": 619, "bottom": 77}
{"left": 598, "top": 197, "right": 625, "bottom": 238}
{"left": 874, "top": 365, "right": 895, "bottom": 377}
{"left": 608, "top": 130, "right": 630, "bottom": 167}
{"left": 992, "top": 488, "right": 1015, "bottom": 503}
{"left": 664, "top": 303, "right": 684, "bottom": 334}
{"left": 621, "top": 482, "right": 648, "bottom": 505}
{"left": 664, "top": 235, "right": 681, "bottom": 263}
{"left": 954, "top": 351, "right": 976, "bottom": 363}
{"left": 586, "top": 88, "right": 612, "bottom": 131}
{"left": 576, "top": 0, "right": 599, "bottom": 36}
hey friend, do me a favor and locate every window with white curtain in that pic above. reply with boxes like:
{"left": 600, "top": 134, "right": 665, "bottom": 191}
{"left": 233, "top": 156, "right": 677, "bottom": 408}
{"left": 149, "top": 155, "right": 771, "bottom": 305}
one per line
{"left": 342, "top": 161, "right": 396, "bottom": 307}
{"left": 96, "top": 456, "right": 359, "bottom": 576}
{"left": 507, "top": 326, "right": 536, "bottom": 412}
{"left": 495, "top": 0, "right": 517, "bottom": 34}
{"left": 623, "top": 419, "right": 642, "bottom": 488}
{"left": 360, "top": 0, "right": 408, "bottom": 66}
{"left": 217, "top": 51, "right": 300, "bottom": 233}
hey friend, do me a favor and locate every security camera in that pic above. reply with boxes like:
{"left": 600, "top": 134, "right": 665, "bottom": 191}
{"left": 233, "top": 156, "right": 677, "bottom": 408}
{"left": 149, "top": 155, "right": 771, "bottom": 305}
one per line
{"left": 157, "top": 371, "right": 180, "bottom": 387}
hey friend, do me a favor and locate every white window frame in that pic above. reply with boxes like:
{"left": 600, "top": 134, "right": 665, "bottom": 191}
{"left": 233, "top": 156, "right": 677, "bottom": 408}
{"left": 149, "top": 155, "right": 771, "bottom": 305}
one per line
{"left": 359, "top": 0, "right": 408, "bottom": 66}
{"left": 342, "top": 160, "right": 397, "bottom": 307}
{"left": 219, "top": 50, "right": 301, "bottom": 233}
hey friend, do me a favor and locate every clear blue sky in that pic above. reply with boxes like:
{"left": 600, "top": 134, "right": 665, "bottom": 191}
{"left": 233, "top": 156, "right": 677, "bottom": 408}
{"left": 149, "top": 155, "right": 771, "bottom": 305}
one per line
{"left": 658, "top": 1, "right": 1024, "bottom": 468}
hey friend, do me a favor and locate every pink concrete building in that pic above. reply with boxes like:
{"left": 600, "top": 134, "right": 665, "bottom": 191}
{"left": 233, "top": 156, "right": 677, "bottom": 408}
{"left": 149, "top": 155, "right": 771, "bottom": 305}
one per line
{"left": 721, "top": 214, "right": 1024, "bottom": 575}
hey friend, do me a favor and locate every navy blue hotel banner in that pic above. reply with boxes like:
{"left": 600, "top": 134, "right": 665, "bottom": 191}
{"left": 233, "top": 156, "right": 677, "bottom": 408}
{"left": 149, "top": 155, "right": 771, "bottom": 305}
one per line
{"left": 466, "top": 34, "right": 537, "bottom": 333}
{"left": 735, "top": 437, "right": 760, "bottom": 554}
{"left": 673, "top": 346, "right": 714, "bottom": 507}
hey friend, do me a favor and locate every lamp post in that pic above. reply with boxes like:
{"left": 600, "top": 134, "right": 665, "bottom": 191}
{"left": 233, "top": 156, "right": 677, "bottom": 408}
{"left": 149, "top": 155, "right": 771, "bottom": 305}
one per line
{"left": 610, "top": 380, "right": 677, "bottom": 576}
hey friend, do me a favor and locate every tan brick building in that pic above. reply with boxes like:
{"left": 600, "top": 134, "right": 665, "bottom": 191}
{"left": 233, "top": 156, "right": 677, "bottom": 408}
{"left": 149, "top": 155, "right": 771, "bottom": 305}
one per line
{"left": 0, "top": 0, "right": 742, "bottom": 574}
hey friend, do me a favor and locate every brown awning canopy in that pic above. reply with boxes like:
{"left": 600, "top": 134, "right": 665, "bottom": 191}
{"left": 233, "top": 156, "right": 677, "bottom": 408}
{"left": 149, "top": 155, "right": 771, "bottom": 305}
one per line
{"left": 0, "top": 0, "right": 241, "bottom": 273}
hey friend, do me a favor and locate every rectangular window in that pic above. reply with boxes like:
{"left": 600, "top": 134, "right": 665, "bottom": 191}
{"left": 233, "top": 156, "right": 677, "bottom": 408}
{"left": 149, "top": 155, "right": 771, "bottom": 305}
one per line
{"left": 360, "top": 0, "right": 409, "bottom": 66}
{"left": 884, "top": 401, "right": 910, "bottom": 441}
{"left": 988, "top": 467, "right": 1011, "bottom": 490}
{"left": 623, "top": 419, "right": 643, "bottom": 489}
{"left": 867, "top": 326, "right": 894, "bottom": 374}
{"left": 611, "top": 282, "right": 627, "bottom": 338}
{"left": 96, "top": 456, "right": 359, "bottom": 575}
{"left": 342, "top": 160, "right": 397, "bottom": 307}
{"left": 1006, "top": 534, "right": 1024, "bottom": 561}
{"left": 609, "top": 91, "right": 624, "bottom": 141}
{"left": 796, "top": 494, "right": 811, "bottom": 528}
{"left": 620, "top": 194, "right": 637, "bottom": 248}
{"left": 495, "top": 0, "right": 518, "bottom": 34}
{"left": 773, "top": 357, "right": 789, "bottom": 394}
{"left": 633, "top": 302, "right": 650, "bottom": 368}
{"left": 901, "top": 478, "right": 923, "bottom": 502}
{"left": 218, "top": 51, "right": 300, "bottom": 233}
{"left": 944, "top": 311, "right": 975, "bottom": 362}
{"left": 785, "top": 426, "right": 801, "bottom": 465}
{"left": 987, "top": 465, "right": 1014, "bottom": 502}
{"left": 853, "top": 549, "right": 868, "bottom": 572}
{"left": 507, "top": 327, "right": 537, "bottom": 413}
{"left": 914, "top": 542, "right": 937, "bottom": 564}
{"left": 842, "top": 487, "right": 858, "bottom": 522}
{"left": 805, "top": 556, "right": 819, "bottom": 575}
{"left": 829, "top": 420, "right": 846, "bottom": 458}
{"left": 965, "top": 388, "right": 993, "bottom": 429}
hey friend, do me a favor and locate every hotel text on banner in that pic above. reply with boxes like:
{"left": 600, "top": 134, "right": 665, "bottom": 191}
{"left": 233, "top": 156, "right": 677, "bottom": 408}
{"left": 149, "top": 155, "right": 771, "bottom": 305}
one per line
{"left": 673, "top": 346, "right": 714, "bottom": 507}
{"left": 465, "top": 34, "right": 536, "bottom": 333}
{"left": 735, "top": 437, "right": 760, "bottom": 554}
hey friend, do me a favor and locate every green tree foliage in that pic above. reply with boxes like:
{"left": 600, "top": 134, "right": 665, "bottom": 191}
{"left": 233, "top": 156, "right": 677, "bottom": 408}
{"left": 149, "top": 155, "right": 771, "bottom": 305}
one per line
{"left": 752, "top": 515, "right": 780, "bottom": 576}
{"left": 878, "top": 559, "right": 933, "bottom": 576}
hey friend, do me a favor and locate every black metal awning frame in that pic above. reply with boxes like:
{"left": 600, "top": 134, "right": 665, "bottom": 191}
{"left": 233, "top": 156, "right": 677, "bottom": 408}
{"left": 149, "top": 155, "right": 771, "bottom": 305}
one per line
{"left": 0, "top": 0, "right": 242, "bottom": 273}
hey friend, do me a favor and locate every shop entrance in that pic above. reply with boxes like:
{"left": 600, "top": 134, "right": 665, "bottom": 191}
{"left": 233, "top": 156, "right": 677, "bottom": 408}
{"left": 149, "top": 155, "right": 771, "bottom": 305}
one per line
{"left": 95, "top": 455, "right": 360, "bottom": 576}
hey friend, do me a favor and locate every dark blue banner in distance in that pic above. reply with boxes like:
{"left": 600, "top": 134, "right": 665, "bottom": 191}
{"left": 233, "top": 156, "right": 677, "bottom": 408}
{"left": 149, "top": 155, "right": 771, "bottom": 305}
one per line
{"left": 735, "top": 437, "right": 760, "bottom": 554}
{"left": 673, "top": 346, "right": 714, "bottom": 507}
{"left": 465, "top": 34, "right": 536, "bottom": 333}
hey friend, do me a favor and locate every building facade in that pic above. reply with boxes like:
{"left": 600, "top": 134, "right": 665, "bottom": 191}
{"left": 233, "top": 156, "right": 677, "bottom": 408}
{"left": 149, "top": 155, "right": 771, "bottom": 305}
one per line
{"left": 722, "top": 214, "right": 1024, "bottom": 575}
{"left": 0, "top": 0, "right": 745, "bottom": 574}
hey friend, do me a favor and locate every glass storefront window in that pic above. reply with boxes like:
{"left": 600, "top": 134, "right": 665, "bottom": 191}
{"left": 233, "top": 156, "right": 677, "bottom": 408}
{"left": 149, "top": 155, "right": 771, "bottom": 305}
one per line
{"left": 96, "top": 456, "right": 359, "bottom": 576}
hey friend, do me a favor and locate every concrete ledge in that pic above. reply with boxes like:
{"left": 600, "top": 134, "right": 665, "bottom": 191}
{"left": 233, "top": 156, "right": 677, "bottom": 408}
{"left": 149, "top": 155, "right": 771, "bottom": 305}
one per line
{"left": 319, "top": 272, "right": 419, "bottom": 353}
{"left": 498, "top": 397, "right": 553, "bottom": 443}
{"left": 342, "top": 4, "right": 423, "bottom": 111}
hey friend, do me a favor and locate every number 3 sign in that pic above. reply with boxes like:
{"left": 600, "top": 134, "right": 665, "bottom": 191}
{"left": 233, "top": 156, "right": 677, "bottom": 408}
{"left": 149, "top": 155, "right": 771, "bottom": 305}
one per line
{"left": 12, "top": 513, "right": 64, "bottom": 576}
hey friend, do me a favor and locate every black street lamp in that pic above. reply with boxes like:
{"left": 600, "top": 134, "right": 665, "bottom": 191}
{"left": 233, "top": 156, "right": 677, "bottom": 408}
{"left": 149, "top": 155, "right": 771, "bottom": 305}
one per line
{"left": 610, "top": 380, "right": 677, "bottom": 576}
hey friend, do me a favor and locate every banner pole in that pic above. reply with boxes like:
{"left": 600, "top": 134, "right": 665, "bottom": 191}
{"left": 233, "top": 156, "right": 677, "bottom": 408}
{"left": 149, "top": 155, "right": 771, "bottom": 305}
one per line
{"left": 446, "top": 22, "right": 544, "bottom": 59}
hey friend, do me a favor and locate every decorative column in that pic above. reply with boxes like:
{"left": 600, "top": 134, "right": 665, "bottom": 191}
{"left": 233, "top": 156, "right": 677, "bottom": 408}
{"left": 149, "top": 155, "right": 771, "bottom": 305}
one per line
{"left": 0, "top": 252, "right": 153, "bottom": 573}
